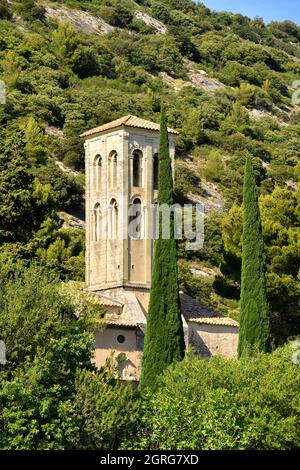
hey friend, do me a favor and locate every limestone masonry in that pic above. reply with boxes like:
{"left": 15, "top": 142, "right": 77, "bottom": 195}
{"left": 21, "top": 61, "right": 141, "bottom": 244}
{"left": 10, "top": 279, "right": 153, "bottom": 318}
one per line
{"left": 81, "top": 115, "right": 238, "bottom": 381}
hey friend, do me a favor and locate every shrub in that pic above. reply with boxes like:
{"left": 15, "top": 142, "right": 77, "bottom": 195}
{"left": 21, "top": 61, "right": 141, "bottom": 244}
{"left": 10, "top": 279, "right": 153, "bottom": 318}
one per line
{"left": 127, "top": 345, "right": 300, "bottom": 450}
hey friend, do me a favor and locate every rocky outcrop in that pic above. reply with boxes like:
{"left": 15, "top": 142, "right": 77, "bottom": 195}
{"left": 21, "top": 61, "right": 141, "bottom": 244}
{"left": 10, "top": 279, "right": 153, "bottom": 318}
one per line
{"left": 59, "top": 211, "right": 85, "bottom": 231}
{"left": 135, "top": 11, "right": 167, "bottom": 34}
{"left": 44, "top": 3, "right": 114, "bottom": 35}
{"left": 188, "top": 179, "right": 225, "bottom": 214}
{"left": 159, "top": 62, "right": 224, "bottom": 93}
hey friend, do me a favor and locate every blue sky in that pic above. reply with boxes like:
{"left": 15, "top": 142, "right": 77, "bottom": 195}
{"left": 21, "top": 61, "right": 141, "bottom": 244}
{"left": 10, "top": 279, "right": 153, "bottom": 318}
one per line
{"left": 200, "top": 1, "right": 300, "bottom": 24}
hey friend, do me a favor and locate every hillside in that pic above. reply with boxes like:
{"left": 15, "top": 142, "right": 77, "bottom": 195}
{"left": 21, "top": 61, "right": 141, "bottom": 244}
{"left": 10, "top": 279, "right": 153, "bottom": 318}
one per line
{"left": 0, "top": 0, "right": 299, "bottom": 342}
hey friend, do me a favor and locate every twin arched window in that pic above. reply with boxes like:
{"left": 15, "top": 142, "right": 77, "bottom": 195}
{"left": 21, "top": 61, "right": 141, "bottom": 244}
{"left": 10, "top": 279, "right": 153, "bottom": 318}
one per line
{"left": 94, "top": 150, "right": 158, "bottom": 191}
{"left": 132, "top": 151, "right": 158, "bottom": 190}
{"left": 93, "top": 199, "right": 119, "bottom": 241}
{"left": 93, "top": 198, "right": 145, "bottom": 241}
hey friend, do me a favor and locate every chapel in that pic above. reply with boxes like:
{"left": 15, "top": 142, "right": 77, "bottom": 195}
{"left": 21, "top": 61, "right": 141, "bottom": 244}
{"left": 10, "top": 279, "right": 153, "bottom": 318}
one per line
{"left": 81, "top": 115, "right": 239, "bottom": 381}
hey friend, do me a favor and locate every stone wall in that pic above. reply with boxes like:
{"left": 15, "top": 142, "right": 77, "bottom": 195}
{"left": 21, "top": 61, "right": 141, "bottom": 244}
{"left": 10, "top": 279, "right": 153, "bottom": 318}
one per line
{"left": 188, "top": 322, "right": 239, "bottom": 359}
{"left": 84, "top": 126, "right": 175, "bottom": 292}
{"left": 94, "top": 327, "right": 143, "bottom": 380}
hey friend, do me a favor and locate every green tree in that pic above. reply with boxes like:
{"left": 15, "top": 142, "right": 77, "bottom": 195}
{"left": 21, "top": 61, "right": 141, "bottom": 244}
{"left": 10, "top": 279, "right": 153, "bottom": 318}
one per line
{"left": 127, "top": 346, "right": 300, "bottom": 450}
{"left": 0, "top": 331, "right": 93, "bottom": 450}
{"left": 0, "top": 128, "right": 56, "bottom": 244}
{"left": 0, "top": 0, "right": 11, "bottom": 19}
{"left": 74, "top": 365, "right": 139, "bottom": 450}
{"left": 238, "top": 156, "right": 271, "bottom": 356}
{"left": 13, "top": 0, "right": 45, "bottom": 23}
{"left": 23, "top": 116, "right": 48, "bottom": 165}
{"left": 140, "top": 108, "right": 185, "bottom": 392}
{"left": 236, "top": 82, "right": 257, "bottom": 107}
{"left": 51, "top": 22, "right": 79, "bottom": 66}
{"left": 0, "top": 130, "right": 34, "bottom": 243}
{"left": 221, "top": 101, "right": 250, "bottom": 135}
{"left": 0, "top": 258, "right": 88, "bottom": 373}
{"left": 222, "top": 186, "right": 300, "bottom": 341}
{"left": 0, "top": 50, "right": 24, "bottom": 90}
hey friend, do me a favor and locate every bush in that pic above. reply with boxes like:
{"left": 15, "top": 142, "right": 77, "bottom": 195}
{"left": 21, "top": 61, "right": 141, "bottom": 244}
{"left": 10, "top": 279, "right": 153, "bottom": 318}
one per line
{"left": 0, "top": 257, "right": 89, "bottom": 373}
{"left": 35, "top": 160, "right": 84, "bottom": 210}
{"left": 0, "top": 0, "right": 11, "bottom": 19}
{"left": 13, "top": 0, "right": 45, "bottom": 22}
{"left": 175, "top": 160, "right": 202, "bottom": 203}
{"left": 127, "top": 345, "right": 300, "bottom": 449}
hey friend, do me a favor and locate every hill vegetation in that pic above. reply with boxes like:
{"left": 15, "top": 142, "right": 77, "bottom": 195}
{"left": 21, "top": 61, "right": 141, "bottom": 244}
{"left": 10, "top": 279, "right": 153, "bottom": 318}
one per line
{"left": 0, "top": 0, "right": 299, "bottom": 340}
{"left": 0, "top": 0, "right": 299, "bottom": 451}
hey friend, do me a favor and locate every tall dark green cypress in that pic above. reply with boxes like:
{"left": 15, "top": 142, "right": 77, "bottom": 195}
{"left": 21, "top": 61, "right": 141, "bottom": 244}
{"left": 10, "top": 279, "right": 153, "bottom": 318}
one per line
{"left": 140, "top": 108, "right": 185, "bottom": 392}
{"left": 238, "top": 156, "right": 271, "bottom": 357}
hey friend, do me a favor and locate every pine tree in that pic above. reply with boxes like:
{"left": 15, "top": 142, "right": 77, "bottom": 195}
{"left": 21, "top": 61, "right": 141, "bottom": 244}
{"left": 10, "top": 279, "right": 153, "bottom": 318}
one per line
{"left": 140, "top": 108, "right": 185, "bottom": 391}
{"left": 238, "top": 156, "right": 271, "bottom": 357}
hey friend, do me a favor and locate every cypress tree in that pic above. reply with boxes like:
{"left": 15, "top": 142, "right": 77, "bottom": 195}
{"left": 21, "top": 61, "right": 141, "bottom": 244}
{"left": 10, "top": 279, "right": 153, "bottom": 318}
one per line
{"left": 238, "top": 156, "right": 271, "bottom": 357}
{"left": 140, "top": 108, "right": 185, "bottom": 391}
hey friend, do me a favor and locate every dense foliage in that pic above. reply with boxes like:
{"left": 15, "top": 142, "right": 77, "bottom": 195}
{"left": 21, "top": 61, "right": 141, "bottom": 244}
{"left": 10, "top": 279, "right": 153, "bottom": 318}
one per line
{"left": 127, "top": 346, "right": 300, "bottom": 450}
{"left": 0, "top": 255, "right": 138, "bottom": 450}
{"left": 0, "top": 257, "right": 298, "bottom": 450}
{"left": 140, "top": 109, "right": 184, "bottom": 391}
{"left": 0, "top": 0, "right": 299, "bottom": 327}
{"left": 238, "top": 157, "right": 271, "bottom": 356}
{"left": 0, "top": 0, "right": 299, "bottom": 451}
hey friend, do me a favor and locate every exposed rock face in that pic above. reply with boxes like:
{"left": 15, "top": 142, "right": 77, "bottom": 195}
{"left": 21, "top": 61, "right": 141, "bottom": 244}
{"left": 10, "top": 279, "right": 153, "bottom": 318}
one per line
{"left": 184, "top": 60, "right": 224, "bottom": 91}
{"left": 159, "top": 64, "right": 224, "bottom": 93}
{"left": 45, "top": 126, "right": 64, "bottom": 140}
{"left": 249, "top": 107, "right": 290, "bottom": 126}
{"left": 59, "top": 211, "right": 85, "bottom": 231}
{"left": 188, "top": 179, "right": 225, "bottom": 214}
{"left": 135, "top": 11, "right": 167, "bottom": 34}
{"left": 44, "top": 4, "right": 115, "bottom": 35}
{"left": 190, "top": 267, "right": 216, "bottom": 277}
{"left": 54, "top": 159, "right": 79, "bottom": 177}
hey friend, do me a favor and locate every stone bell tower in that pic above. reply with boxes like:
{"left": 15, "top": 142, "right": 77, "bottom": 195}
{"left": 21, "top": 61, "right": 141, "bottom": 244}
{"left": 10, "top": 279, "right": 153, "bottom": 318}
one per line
{"left": 81, "top": 115, "right": 177, "bottom": 308}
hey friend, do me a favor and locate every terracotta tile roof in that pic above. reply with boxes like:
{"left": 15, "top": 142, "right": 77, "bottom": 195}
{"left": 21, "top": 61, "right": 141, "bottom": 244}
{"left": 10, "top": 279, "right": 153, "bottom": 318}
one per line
{"left": 94, "top": 317, "right": 138, "bottom": 328}
{"left": 80, "top": 115, "right": 179, "bottom": 137}
{"left": 105, "top": 318, "right": 139, "bottom": 329}
{"left": 180, "top": 292, "right": 239, "bottom": 328}
{"left": 180, "top": 292, "right": 220, "bottom": 319}
{"left": 188, "top": 317, "right": 239, "bottom": 328}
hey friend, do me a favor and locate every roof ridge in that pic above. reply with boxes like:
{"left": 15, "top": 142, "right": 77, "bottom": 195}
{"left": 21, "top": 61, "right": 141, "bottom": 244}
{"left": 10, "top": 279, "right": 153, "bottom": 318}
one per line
{"left": 80, "top": 114, "right": 178, "bottom": 137}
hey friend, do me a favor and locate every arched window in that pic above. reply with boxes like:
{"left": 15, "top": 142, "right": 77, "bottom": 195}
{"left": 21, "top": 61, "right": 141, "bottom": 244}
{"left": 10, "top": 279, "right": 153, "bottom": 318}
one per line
{"left": 153, "top": 153, "right": 159, "bottom": 190}
{"left": 132, "top": 150, "right": 143, "bottom": 188}
{"left": 129, "top": 198, "right": 142, "bottom": 239}
{"left": 110, "top": 198, "right": 118, "bottom": 240}
{"left": 93, "top": 203, "right": 101, "bottom": 242}
{"left": 94, "top": 155, "right": 102, "bottom": 191}
{"left": 109, "top": 151, "right": 118, "bottom": 189}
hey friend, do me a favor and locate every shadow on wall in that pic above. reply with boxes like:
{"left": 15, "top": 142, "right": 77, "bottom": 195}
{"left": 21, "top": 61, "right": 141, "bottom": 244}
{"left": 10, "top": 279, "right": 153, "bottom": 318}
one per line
{"left": 189, "top": 328, "right": 212, "bottom": 359}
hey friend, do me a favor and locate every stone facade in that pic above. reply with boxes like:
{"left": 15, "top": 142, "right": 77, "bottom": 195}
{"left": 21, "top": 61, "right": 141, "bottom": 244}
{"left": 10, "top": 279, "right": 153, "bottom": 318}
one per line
{"left": 83, "top": 117, "right": 176, "bottom": 294}
{"left": 81, "top": 116, "right": 239, "bottom": 380}
{"left": 188, "top": 322, "right": 239, "bottom": 359}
